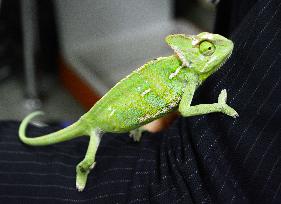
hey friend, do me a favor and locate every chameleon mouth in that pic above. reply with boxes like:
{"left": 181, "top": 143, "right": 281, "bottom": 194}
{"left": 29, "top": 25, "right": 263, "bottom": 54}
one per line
{"left": 215, "top": 39, "right": 234, "bottom": 69}
{"left": 215, "top": 49, "right": 233, "bottom": 71}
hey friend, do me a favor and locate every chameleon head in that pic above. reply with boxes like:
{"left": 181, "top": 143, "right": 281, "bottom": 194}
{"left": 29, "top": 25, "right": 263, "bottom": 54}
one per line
{"left": 165, "top": 32, "right": 234, "bottom": 78}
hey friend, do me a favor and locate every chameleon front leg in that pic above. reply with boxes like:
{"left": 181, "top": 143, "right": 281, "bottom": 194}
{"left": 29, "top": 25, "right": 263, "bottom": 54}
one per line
{"left": 129, "top": 127, "right": 145, "bottom": 142}
{"left": 76, "top": 129, "right": 101, "bottom": 191}
{"left": 179, "top": 76, "right": 238, "bottom": 118}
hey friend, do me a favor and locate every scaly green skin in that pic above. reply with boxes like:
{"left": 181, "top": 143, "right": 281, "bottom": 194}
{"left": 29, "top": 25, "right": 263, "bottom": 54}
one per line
{"left": 18, "top": 32, "right": 238, "bottom": 191}
{"left": 83, "top": 55, "right": 185, "bottom": 132}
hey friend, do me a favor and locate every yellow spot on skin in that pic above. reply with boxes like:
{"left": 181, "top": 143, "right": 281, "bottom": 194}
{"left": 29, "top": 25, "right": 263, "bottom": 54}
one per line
{"left": 109, "top": 109, "right": 115, "bottom": 116}
{"left": 141, "top": 88, "right": 151, "bottom": 97}
{"left": 199, "top": 55, "right": 205, "bottom": 60}
{"left": 169, "top": 65, "right": 183, "bottom": 79}
{"left": 191, "top": 37, "right": 200, "bottom": 46}
{"left": 108, "top": 107, "right": 115, "bottom": 117}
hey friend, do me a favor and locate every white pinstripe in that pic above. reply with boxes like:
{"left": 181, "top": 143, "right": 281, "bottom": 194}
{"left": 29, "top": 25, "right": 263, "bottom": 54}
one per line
{"left": 0, "top": 171, "right": 74, "bottom": 178}
{"left": 176, "top": 192, "right": 189, "bottom": 203}
{"left": 272, "top": 181, "right": 281, "bottom": 202}
{"left": 229, "top": 29, "right": 281, "bottom": 107}
{"left": 87, "top": 179, "right": 131, "bottom": 190}
{"left": 128, "top": 197, "right": 149, "bottom": 204}
{"left": 249, "top": 128, "right": 281, "bottom": 182}
{"left": 0, "top": 159, "right": 74, "bottom": 167}
{"left": 259, "top": 154, "right": 281, "bottom": 196}
{"left": 102, "top": 167, "right": 133, "bottom": 173}
{"left": 210, "top": 142, "right": 228, "bottom": 175}
{"left": 0, "top": 149, "right": 82, "bottom": 159}
{"left": 0, "top": 141, "right": 78, "bottom": 149}
{"left": 230, "top": 195, "right": 236, "bottom": 204}
{"left": 92, "top": 192, "right": 127, "bottom": 200}
{"left": 0, "top": 179, "right": 132, "bottom": 193}
{"left": 0, "top": 136, "right": 79, "bottom": 148}
{"left": 0, "top": 195, "right": 88, "bottom": 203}
{"left": 243, "top": 103, "right": 281, "bottom": 165}
{"left": 234, "top": 76, "right": 281, "bottom": 150}
{"left": 0, "top": 183, "right": 74, "bottom": 190}
{"left": 226, "top": 4, "right": 281, "bottom": 106}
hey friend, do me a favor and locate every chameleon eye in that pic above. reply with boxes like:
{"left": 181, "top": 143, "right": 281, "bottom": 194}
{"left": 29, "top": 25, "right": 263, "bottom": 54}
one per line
{"left": 199, "top": 41, "right": 215, "bottom": 56}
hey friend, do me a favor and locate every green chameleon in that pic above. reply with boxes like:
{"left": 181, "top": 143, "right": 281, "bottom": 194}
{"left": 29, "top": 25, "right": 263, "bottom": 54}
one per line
{"left": 19, "top": 32, "right": 238, "bottom": 191}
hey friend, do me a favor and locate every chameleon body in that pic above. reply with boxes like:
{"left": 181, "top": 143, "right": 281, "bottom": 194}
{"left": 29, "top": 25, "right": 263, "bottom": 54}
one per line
{"left": 19, "top": 32, "right": 238, "bottom": 191}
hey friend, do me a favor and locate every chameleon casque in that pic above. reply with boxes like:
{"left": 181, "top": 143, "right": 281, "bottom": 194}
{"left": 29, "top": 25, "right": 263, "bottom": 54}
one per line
{"left": 19, "top": 32, "right": 238, "bottom": 191}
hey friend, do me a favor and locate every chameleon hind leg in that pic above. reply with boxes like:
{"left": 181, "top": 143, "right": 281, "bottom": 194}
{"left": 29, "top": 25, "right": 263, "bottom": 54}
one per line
{"left": 129, "top": 127, "right": 145, "bottom": 142}
{"left": 76, "top": 129, "right": 101, "bottom": 191}
{"left": 179, "top": 76, "right": 238, "bottom": 118}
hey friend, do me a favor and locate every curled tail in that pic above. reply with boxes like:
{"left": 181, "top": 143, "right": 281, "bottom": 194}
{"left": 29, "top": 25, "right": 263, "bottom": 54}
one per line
{"left": 19, "top": 111, "right": 88, "bottom": 146}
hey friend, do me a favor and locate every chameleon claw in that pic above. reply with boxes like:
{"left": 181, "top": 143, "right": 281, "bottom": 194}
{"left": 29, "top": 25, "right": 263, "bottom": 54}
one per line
{"left": 90, "top": 162, "right": 96, "bottom": 170}
{"left": 76, "top": 183, "right": 85, "bottom": 192}
{"left": 232, "top": 111, "right": 239, "bottom": 118}
{"left": 218, "top": 89, "right": 227, "bottom": 104}
{"left": 129, "top": 128, "right": 144, "bottom": 142}
{"left": 222, "top": 106, "right": 239, "bottom": 118}
{"left": 76, "top": 162, "right": 93, "bottom": 192}
{"left": 76, "top": 169, "right": 87, "bottom": 192}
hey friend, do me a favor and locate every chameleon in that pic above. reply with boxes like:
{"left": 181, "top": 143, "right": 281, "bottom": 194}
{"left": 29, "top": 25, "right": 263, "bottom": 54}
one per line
{"left": 18, "top": 32, "right": 238, "bottom": 191}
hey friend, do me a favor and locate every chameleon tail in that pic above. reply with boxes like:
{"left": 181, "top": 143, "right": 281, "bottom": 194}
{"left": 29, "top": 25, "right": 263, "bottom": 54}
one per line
{"left": 19, "top": 111, "right": 88, "bottom": 146}
{"left": 19, "top": 111, "right": 102, "bottom": 191}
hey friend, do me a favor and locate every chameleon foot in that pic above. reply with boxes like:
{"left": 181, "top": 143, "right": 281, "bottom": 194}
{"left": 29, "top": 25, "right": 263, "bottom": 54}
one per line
{"left": 76, "top": 160, "right": 95, "bottom": 191}
{"left": 76, "top": 130, "right": 101, "bottom": 191}
{"left": 218, "top": 89, "right": 239, "bottom": 118}
{"left": 129, "top": 127, "right": 144, "bottom": 142}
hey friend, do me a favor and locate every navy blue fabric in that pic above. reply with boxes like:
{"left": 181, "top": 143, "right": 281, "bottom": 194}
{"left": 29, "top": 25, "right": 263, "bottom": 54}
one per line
{"left": 0, "top": 0, "right": 281, "bottom": 203}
